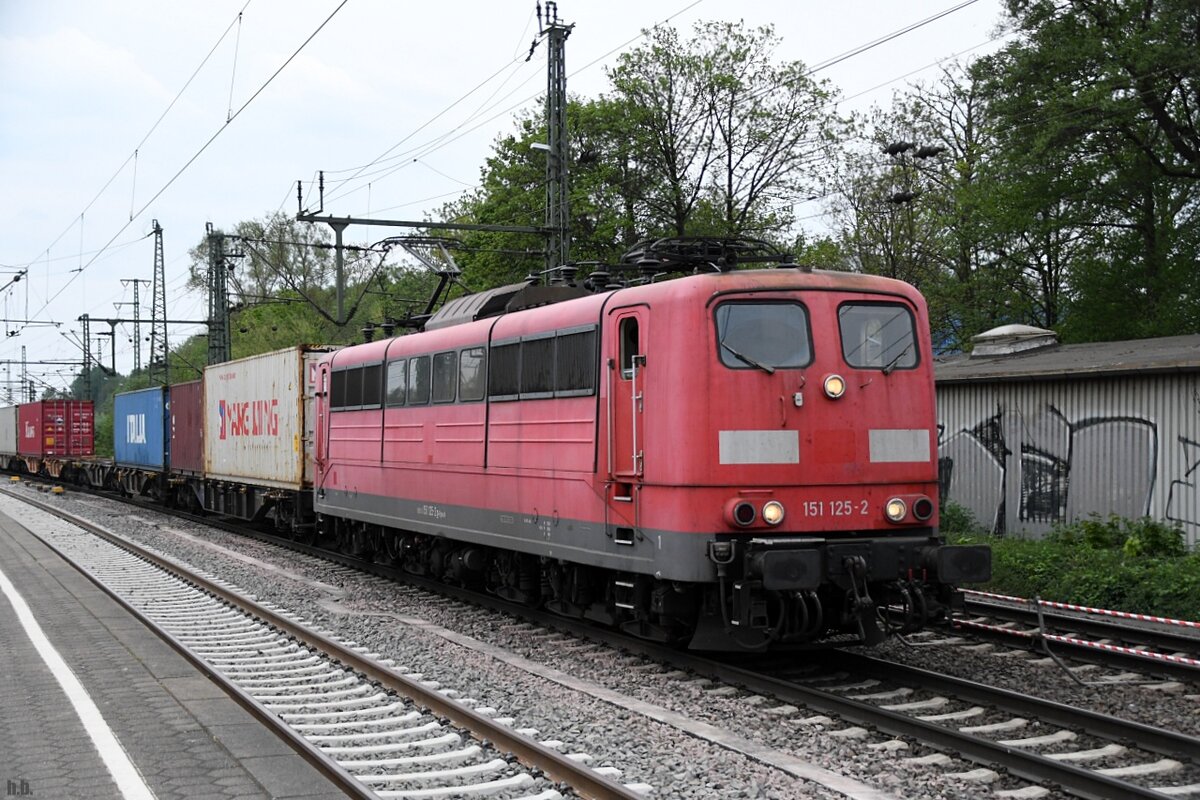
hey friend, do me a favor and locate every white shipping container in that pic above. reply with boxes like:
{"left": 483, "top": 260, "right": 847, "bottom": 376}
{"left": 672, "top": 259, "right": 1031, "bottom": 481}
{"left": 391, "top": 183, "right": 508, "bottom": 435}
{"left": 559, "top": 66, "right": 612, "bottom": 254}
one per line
{"left": 0, "top": 406, "right": 17, "bottom": 455}
{"left": 203, "top": 346, "right": 334, "bottom": 489}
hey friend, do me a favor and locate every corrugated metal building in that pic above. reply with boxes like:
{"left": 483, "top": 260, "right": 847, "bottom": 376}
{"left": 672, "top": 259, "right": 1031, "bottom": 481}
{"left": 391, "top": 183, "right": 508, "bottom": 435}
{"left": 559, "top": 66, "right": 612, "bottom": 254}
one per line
{"left": 936, "top": 326, "right": 1200, "bottom": 545}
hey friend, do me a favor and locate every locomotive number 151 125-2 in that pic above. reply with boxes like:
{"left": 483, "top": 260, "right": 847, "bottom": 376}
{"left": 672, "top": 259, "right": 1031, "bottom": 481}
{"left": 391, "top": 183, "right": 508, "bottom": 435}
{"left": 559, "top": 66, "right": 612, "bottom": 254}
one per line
{"left": 801, "top": 499, "right": 870, "bottom": 518}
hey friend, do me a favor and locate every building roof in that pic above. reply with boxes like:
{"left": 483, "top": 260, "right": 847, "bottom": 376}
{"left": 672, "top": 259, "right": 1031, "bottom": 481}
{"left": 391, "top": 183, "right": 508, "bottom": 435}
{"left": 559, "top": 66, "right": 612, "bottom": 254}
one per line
{"left": 935, "top": 333, "right": 1200, "bottom": 383}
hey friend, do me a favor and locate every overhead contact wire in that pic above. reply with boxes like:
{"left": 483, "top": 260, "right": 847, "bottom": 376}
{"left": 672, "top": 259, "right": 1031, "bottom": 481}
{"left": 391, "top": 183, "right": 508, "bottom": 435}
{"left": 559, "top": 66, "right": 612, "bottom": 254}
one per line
{"left": 24, "top": 0, "right": 352, "bottom": 332}
{"left": 21, "top": 0, "right": 254, "bottom": 270}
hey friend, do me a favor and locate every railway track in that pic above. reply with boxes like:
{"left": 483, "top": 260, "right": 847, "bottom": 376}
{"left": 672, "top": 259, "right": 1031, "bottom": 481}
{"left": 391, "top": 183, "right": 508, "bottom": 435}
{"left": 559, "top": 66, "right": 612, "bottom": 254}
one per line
{"left": 229, "top": 524, "right": 1200, "bottom": 798}
{"left": 21, "top": 481, "right": 1200, "bottom": 798}
{"left": 934, "top": 589, "right": 1200, "bottom": 682}
{"left": 580, "top": 641, "right": 1200, "bottom": 799}
{"left": 772, "top": 651, "right": 1200, "bottom": 798}
{"left": 6, "top": 489, "right": 647, "bottom": 800}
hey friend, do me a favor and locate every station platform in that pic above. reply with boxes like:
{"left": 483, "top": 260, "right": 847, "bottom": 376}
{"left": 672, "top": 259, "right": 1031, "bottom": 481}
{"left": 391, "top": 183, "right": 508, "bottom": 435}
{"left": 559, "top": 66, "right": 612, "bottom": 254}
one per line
{"left": 0, "top": 507, "right": 348, "bottom": 800}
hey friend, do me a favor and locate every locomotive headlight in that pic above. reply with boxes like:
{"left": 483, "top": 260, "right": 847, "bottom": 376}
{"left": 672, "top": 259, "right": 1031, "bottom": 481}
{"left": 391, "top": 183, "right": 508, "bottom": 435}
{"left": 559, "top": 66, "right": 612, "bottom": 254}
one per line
{"left": 885, "top": 497, "right": 907, "bottom": 522}
{"left": 823, "top": 374, "right": 846, "bottom": 399}
{"left": 762, "top": 501, "right": 785, "bottom": 526}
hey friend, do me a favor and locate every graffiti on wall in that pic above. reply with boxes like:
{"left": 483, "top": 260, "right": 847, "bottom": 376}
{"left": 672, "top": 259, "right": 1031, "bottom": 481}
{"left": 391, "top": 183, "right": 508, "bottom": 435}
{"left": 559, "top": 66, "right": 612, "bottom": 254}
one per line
{"left": 1168, "top": 437, "right": 1200, "bottom": 527}
{"left": 939, "top": 404, "right": 1165, "bottom": 536}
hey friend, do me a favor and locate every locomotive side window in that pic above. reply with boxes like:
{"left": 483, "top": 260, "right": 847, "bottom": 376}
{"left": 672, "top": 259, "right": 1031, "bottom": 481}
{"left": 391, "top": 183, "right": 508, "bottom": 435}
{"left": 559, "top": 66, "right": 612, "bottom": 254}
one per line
{"left": 489, "top": 330, "right": 598, "bottom": 402}
{"left": 556, "top": 327, "right": 596, "bottom": 396}
{"left": 488, "top": 341, "right": 521, "bottom": 400}
{"left": 838, "top": 303, "right": 917, "bottom": 371}
{"left": 408, "top": 356, "right": 432, "bottom": 405}
{"left": 344, "top": 367, "right": 364, "bottom": 407}
{"left": 385, "top": 359, "right": 407, "bottom": 406}
{"left": 432, "top": 351, "right": 458, "bottom": 403}
{"left": 361, "top": 363, "right": 383, "bottom": 409}
{"left": 331, "top": 368, "right": 348, "bottom": 408}
{"left": 521, "top": 335, "right": 556, "bottom": 397}
{"left": 619, "top": 318, "right": 640, "bottom": 379}
{"left": 459, "top": 347, "right": 486, "bottom": 402}
{"left": 714, "top": 302, "right": 811, "bottom": 371}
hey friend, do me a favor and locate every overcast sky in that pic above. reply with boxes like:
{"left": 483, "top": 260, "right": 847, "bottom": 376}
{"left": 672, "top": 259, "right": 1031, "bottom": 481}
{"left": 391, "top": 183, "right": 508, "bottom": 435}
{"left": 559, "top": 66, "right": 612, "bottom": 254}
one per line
{"left": 0, "top": 0, "right": 1007, "bottom": 389}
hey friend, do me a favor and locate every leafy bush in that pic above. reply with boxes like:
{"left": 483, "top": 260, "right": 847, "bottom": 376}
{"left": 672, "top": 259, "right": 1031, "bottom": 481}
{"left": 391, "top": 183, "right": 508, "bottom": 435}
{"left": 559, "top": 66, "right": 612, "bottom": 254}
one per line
{"left": 949, "top": 516, "right": 1199, "bottom": 620}
{"left": 93, "top": 411, "right": 113, "bottom": 458}
{"left": 1048, "top": 514, "right": 1185, "bottom": 558}
{"left": 939, "top": 501, "right": 986, "bottom": 536}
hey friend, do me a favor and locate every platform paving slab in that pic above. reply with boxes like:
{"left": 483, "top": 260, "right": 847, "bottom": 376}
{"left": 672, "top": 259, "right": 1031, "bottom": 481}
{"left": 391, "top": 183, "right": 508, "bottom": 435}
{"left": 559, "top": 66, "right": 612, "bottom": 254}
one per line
{"left": 0, "top": 507, "right": 348, "bottom": 800}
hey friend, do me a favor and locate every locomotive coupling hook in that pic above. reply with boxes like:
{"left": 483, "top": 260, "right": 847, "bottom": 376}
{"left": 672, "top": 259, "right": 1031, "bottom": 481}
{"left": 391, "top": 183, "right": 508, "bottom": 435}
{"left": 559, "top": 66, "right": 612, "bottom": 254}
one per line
{"left": 843, "top": 556, "right": 873, "bottom": 612}
{"left": 843, "top": 555, "right": 867, "bottom": 580}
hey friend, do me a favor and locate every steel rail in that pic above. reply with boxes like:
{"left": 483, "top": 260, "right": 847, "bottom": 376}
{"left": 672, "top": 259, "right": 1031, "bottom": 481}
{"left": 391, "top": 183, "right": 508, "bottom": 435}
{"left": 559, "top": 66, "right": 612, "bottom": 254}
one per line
{"left": 9, "top": 493, "right": 377, "bottom": 800}
{"left": 834, "top": 650, "right": 1200, "bottom": 761}
{"left": 10, "top": 491, "right": 643, "bottom": 800}
{"left": 949, "top": 616, "right": 1200, "bottom": 681}
{"left": 40, "top": 486, "right": 1190, "bottom": 800}
{"left": 641, "top": 653, "right": 1187, "bottom": 800}
{"left": 961, "top": 595, "right": 1200, "bottom": 656}
{"left": 966, "top": 590, "right": 1200, "bottom": 630}
{"left": 228, "top": 523, "right": 1189, "bottom": 800}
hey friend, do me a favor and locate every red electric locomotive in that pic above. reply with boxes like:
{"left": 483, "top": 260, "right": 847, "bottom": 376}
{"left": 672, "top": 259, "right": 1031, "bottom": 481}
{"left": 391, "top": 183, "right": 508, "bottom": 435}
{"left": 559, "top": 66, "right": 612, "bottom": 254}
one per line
{"left": 313, "top": 239, "right": 989, "bottom": 650}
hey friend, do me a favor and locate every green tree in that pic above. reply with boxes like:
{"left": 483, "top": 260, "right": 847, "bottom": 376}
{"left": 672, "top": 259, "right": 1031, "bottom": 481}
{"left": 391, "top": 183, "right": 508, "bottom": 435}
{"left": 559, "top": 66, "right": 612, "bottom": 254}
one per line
{"left": 183, "top": 210, "right": 446, "bottom": 354}
{"left": 441, "top": 98, "right": 649, "bottom": 289}
{"left": 608, "top": 21, "right": 838, "bottom": 238}
{"left": 975, "top": 0, "right": 1200, "bottom": 341}
{"left": 832, "top": 67, "right": 1020, "bottom": 351}
{"left": 694, "top": 21, "right": 836, "bottom": 236}
{"left": 446, "top": 20, "right": 843, "bottom": 289}
{"left": 187, "top": 212, "right": 337, "bottom": 307}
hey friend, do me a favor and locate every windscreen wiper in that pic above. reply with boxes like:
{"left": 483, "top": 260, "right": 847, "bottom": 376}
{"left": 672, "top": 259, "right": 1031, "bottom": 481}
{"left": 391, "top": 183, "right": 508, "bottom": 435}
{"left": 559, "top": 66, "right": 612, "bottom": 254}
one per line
{"left": 882, "top": 342, "right": 913, "bottom": 375}
{"left": 720, "top": 340, "right": 775, "bottom": 374}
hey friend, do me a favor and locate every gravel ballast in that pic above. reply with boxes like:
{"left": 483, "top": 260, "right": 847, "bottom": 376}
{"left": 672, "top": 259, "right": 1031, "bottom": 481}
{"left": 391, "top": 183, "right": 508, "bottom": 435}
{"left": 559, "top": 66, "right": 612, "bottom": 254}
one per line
{"left": 12, "top": 487, "right": 1190, "bottom": 798}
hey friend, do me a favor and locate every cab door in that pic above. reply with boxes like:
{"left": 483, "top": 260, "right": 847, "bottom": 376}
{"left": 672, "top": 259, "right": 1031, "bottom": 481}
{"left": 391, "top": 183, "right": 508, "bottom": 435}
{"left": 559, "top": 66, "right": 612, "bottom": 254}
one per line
{"left": 315, "top": 361, "right": 330, "bottom": 470}
{"left": 608, "top": 307, "right": 647, "bottom": 482}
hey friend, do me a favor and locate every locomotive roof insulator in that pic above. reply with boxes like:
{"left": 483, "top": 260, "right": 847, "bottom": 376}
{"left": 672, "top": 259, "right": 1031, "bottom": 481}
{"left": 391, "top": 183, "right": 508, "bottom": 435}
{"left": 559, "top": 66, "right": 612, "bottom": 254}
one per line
{"left": 585, "top": 269, "right": 610, "bottom": 291}
{"left": 636, "top": 255, "right": 661, "bottom": 276}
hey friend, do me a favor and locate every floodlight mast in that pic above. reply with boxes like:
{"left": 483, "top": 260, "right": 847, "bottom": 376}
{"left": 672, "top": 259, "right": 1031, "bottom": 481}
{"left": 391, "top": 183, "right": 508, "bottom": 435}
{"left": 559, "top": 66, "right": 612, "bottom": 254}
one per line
{"left": 294, "top": 3, "right": 573, "bottom": 324}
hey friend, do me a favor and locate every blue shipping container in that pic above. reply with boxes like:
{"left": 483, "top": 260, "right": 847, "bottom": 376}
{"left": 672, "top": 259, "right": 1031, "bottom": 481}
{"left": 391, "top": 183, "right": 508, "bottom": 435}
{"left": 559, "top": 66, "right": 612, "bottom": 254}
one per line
{"left": 114, "top": 386, "right": 169, "bottom": 469}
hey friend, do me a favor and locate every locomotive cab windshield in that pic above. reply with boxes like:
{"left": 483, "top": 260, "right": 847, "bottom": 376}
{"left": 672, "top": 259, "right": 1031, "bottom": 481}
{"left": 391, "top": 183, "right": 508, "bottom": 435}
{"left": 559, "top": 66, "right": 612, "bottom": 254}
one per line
{"left": 838, "top": 302, "right": 918, "bottom": 372}
{"left": 714, "top": 302, "right": 811, "bottom": 373}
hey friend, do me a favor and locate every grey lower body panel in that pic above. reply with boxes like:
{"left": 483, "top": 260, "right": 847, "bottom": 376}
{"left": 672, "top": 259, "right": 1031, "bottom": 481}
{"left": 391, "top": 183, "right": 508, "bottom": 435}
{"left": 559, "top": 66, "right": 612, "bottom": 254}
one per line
{"left": 316, "top": 488, "right": 717, "bottom": 582}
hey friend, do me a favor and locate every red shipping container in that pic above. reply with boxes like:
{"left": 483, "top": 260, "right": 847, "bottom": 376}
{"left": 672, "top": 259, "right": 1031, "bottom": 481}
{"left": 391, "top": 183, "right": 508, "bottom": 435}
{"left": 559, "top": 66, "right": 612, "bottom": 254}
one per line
{"left": 169, "top": 380, "right": 204, "bottom": 473}
{"left": 18, "top": 400, "right": 94, "bottom": 457}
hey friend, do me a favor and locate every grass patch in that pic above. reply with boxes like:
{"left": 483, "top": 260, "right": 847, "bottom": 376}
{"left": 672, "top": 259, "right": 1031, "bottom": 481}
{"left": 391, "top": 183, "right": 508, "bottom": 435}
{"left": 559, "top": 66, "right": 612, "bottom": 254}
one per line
{"left": 944, "top": 505, "right": 1200, "bottom": 621}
